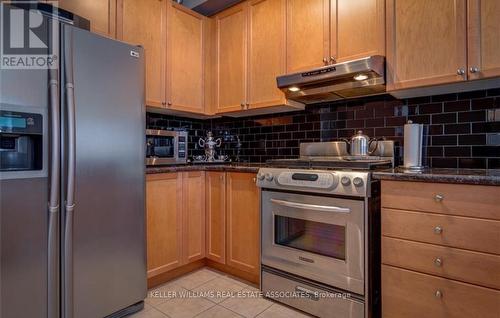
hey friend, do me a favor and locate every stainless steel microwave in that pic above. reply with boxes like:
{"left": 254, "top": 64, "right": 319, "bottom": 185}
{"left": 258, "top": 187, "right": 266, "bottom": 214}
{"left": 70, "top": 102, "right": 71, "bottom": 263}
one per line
{"left": 146, "top": 129, "right": 188, "bottom": 165}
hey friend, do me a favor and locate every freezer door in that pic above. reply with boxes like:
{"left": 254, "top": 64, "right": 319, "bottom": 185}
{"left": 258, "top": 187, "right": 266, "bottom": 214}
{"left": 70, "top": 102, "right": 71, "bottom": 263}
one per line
{"left": 0, "top": 59, "right": 51, "bottom": 318}
{"left": 61, "top": 26, "right": 146, "bottom": 318}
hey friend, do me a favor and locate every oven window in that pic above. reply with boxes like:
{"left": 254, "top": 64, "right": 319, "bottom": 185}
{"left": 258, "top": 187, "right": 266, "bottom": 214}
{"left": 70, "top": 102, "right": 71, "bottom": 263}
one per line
{"left": 274, "top": 215, "right": 346, "bottom": 260}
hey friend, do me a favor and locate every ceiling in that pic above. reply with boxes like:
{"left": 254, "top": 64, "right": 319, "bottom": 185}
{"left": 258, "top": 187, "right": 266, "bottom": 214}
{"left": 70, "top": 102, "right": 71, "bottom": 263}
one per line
{"left": 181, "top": 0, "right": 243, "bottom": 16}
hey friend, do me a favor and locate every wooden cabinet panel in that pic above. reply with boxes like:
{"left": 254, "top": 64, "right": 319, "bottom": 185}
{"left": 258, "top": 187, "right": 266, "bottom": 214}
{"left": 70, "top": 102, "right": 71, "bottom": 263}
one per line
{"left": 381, "top": 181, "right": 500, "bottom": 220}
{"left": 382, "top": 208, "right": 500, "bottom": 255}
{"left": 182, "top": 171, "right": 206, "bottom": 264}
{"left": 167, "top": 3, "right": 205, "bottom": 113}
{"left": 146, "top": 173, "right": 182, "bottom": 278}
{"left": 332, "top": 0, "right": 385, "bottom": 62}
{"left": 247, "top": 0, "right": 286, "bottom": 108}
{"left": 468, "top": 0, "right": 500, "bottom": 80}
{"left": 117, "top": 0, "right": 166, "bottom": 107}
{"left": 382, "top": 265, "right": 500, "bottom": 318}
{"left": 205, "top": 172, "right": 226, "bottom": 264}
{"left": 382, "top": 237, "right": 500, "bottom": 290}
{"left": 226, "top": 172, "right": 260, "bottom": 275}
{"left": 386, "top": 0, "right": 467, "bottom": 90}
{"left": 215, "top": 3, "right": 247, "bottom": 112}
{"left": 286, "top": 0, "right": 330, "bottom": 73}
{"left": 58, "top": 0, "right": 116, "bottom": 38}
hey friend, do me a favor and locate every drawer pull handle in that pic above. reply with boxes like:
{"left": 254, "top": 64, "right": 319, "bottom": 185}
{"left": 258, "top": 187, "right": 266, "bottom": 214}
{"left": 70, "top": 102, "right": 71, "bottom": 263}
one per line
{"left": 434, "top": 226, "right": 443, "bottom": 234}
{"left": 435, "top": 290, "right": 443, "bottom": 299}
{"left": 295, "top": 286, "right": 320, "bottom": 301}
{"left": 434, "top": 258, "right": 443, "bottom": 267}
{"left": 434, "top": 194, "right": 444, "bottom": 202}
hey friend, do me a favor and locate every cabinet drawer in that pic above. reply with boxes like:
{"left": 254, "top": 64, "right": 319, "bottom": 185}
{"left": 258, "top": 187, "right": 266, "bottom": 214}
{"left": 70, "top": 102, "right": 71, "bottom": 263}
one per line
{"left": 382, "top": 237, "right": 500, "bottom": 290}
{"left": 382, "top": 265, "right": 500, "bottom": 318}
{"left": 382, "top": 208, "right": 500, "bottom": 254}
{"left": 382, "top": 181, "right": 500, "bottom": 220}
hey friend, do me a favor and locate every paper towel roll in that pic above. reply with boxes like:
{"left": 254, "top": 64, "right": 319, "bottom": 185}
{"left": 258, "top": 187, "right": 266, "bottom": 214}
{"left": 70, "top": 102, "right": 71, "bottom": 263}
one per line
{"left": 404, "top": 121, "right": 424, "bottom": 168}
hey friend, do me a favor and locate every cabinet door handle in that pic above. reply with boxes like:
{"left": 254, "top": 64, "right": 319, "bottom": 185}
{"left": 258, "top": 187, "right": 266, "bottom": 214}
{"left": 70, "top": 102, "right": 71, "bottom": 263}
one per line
{"left": 434, "top": 194, "right": 444, "bottom": 202}
{"left": 167, "top": 102, "right": 172, "bottom": 106}
{"left": 434, "top": 257, "right": 443, "bottom": 267}
{"left": 240, "top": 102, "right": 245, "bottom": 108}
{"left": 435, "top": 290, "right": 443, "bottom": 299}
{"left": 469, "top": 66, "right": 479, "bottom": 73}
{"left": 457, "top": 68, "right": 466, "bottom": 75}
{"left": 322, "top": 57, "right": 328, "bottom": 65}
{"left": 434, "top": 226, "right": 443, "bottom": 234}
{"left": 329, "top": 56, "right": 336, "bottom": 64}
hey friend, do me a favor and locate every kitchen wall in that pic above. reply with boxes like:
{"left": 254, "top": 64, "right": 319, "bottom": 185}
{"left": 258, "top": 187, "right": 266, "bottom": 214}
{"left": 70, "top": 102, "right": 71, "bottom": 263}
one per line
{"left": 146, "top": 88, "right": 500, "bottom": 169}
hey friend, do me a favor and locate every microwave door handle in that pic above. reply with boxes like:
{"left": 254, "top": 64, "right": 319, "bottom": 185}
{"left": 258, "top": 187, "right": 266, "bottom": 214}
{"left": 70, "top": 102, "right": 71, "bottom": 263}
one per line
{"left": 270, "top": 199, "right": 351, "bottom": 213}
{"left": 48, "top": 70, "right": 60, "bottom": 318}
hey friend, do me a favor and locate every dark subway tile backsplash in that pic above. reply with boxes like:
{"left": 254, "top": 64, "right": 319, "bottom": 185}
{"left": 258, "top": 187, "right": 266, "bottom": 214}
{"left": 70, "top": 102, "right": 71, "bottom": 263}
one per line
{"left": 146, "top": 89, "right": 500, "bottom": 169}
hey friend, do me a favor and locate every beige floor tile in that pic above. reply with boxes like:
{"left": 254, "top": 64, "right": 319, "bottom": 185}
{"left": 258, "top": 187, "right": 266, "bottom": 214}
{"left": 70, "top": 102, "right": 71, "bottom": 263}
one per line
{"left": 146, "top": 281, "right": 189, "bottom": 307}
{"left": 194, "top": 305, "right": 243, "bottom": 318}
{"left": 220, "top": 288, "right": 273, "bottom": 318}
{"left": 173, "top": 269, "right": 220, "bottom": 290}
{"left": 256, "top": 303, "right": 313, "bottom": 318}
{"left": 129, "top": 306, "right": 169, "bottom": 318}
{"left": 156, "top": 295, "right": 215, "bottom": 318}
{"left": 218, "top": 275, "right": 255, "bottom": 289}
{"left": 192, "top": 277, "right": 245, "bottom": 303}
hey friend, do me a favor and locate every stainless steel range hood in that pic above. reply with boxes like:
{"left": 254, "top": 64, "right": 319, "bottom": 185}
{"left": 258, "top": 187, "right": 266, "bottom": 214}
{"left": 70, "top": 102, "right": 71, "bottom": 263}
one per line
{"left": 277, "top": 55, "right": 386, "bottom": 104}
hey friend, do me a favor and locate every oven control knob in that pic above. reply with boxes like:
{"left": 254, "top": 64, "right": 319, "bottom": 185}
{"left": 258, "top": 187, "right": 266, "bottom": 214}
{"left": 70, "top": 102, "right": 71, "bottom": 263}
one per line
{"left": 265, "top": 173, "right": 274, "bottom": 181}
{"left": 257, "top": 173, "right": 265, "bottom": 181}
{"left": 353, "top": 177, "right": 364, "bottom": 187}
{"left": 341, "top": 176, "right": 351, "bottom": 186}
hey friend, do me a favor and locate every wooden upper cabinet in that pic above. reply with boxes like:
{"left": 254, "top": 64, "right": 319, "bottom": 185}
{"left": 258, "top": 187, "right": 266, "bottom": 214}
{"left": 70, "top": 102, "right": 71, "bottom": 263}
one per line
{"left": 117, "top": 0, "right": 166, "bottom": 108}
{"left": 386, "top": 0, "right": 467, "bottom": 91}
{"left": 57, "top": 0, "right": 116, "bottom": 38}
{"left": 467, "top": 0, "right": 500, "bottom": 80}
{"left": 182, "top": 171, "right": 206, "bottom": 264}
{"left": 286, "top": 0, "right": 330, "bottom": 73}
{"left": 226, "top": 172, "right": 260, "bottom": 277}
{"left": 215, "top": 3, "right": 248, "bottom": 113}
{"left": 205, "top": 171, "right": 226, "bottom": 264}
{"left": 146, "top": 173, "right": 183, "bottom": 278}
{"left": 166, "top": 3, "right": 205, "bottom": 113}
{"left": 332, "top": 0, "right": 385, "bottom": 62}
{"left": 247, "top": 0, "right": 287, "bottom": 108}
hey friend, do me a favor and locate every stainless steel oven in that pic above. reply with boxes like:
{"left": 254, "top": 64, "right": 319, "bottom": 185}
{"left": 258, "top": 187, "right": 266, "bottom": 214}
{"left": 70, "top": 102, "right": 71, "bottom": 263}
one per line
{"left": 146, "top": 129, "right": 188, "bottom": 165}
{"left": 261, "top": 190, "right": 365, "bottom": 295}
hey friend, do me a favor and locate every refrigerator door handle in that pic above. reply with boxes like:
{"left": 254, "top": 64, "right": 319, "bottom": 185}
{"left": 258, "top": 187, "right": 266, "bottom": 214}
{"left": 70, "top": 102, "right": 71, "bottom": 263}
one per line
{"left": 63, "top": 27, "right": 76, "bottom": 318}
{"left": 48, "top": 69, "right": 60, "bottom": 318}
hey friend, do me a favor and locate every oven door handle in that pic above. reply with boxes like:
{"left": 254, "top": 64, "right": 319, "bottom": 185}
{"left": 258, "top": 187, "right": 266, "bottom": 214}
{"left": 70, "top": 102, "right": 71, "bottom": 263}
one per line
{"left": 270, "top": 199, "right": 351, "bottom": 213}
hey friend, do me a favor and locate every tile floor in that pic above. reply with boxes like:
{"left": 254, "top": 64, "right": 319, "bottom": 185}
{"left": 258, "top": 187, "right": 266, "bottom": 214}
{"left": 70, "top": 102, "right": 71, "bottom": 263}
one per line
{"left": 130, "top": 267, "right": 312, "bottom": 318}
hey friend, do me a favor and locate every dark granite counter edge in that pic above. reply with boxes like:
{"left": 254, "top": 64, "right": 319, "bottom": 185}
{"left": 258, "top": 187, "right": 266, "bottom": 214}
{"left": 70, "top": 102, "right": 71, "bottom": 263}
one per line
{"left": 146, "top": 164, "right": 263, "bottom": 174}
{"left": 373, "top": 169, "right": 500, "bottom": 186}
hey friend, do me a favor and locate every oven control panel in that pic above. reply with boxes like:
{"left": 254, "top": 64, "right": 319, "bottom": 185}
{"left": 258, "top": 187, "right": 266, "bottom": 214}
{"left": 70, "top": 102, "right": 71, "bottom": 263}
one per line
{"left": 256, "top": 168, "right": 370, "bottom": 197}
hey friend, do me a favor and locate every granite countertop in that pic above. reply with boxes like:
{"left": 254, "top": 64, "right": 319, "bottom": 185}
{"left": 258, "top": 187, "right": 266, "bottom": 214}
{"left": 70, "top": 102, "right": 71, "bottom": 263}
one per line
{"left": 146, "top": 162, "right": 265, "bottom": 174}
{"left": 373, "top": 168, "right": 500, "bottom": 186}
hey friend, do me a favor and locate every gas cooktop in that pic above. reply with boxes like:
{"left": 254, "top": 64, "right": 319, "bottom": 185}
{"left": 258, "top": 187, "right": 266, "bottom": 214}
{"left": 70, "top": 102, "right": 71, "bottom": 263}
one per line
{"left": 266, "top": 141, "right": 395, "bottom": 170}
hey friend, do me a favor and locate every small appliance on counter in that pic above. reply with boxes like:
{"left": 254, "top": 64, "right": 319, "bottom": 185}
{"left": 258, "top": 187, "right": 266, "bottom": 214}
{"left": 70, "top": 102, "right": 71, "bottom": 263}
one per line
{"left": 403, "top": 120, "right": 425, "bottom": 171}
{"left": 146, "top": 129, "right": 188, "bottom": 165}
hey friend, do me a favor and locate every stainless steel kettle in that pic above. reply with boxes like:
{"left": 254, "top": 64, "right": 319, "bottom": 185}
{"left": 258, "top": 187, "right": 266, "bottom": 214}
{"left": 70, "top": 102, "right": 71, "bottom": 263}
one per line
{"left": 344, "top": 130, "right": 378, "bottom": 156}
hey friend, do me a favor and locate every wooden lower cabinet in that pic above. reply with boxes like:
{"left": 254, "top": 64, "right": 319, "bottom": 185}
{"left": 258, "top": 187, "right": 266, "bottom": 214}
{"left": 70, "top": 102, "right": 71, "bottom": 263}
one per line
{"left": 182, "top": 171, "right": 206, "bottom": 263}
{"left": 382, "top": 265, "right": 500, "bottom": 318}
{"left": 226, "top": 172, "right": 260, "bottom": 277}
{"left": 146, "top": 172, "right": 205, "bottom": 279}
{"left": 147, "top": 171, "right": 260, "bottom": 285}
{"left": 146, "top": 173, "right": 183, "bottom": 278}
{"left": 381, "top": 180, "right": 500, "bottom": 317}
{"left": 205, "top": 171, "right": 226, "bottom": 264}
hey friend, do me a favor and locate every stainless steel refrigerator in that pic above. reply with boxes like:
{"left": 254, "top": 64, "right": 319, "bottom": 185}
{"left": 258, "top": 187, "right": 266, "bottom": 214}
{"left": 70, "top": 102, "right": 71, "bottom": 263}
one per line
{"left": 0, "top": 5, "right": 147, "bottom": 318}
